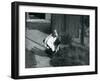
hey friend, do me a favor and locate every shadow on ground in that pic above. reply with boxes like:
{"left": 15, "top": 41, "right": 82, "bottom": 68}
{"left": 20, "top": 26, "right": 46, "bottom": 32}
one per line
{"left": 50, "top": 45, "right": 89, "bottom": 67}
{"left": 25, "top": 44, "right": 89, "bottom": 68}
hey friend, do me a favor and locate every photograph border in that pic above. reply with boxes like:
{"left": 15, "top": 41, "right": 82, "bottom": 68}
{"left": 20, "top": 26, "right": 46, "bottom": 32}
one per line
{"left": 11, "top": 1, "right": 98, "bottom": 79}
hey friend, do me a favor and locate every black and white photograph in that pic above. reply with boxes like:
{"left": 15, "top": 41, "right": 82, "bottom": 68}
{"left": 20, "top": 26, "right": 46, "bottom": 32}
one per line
{"left": 25, "top": 12, "right": 90, "bottom": 68}
{"left": 11, "top": 1, "right": 97, "bottom": 79}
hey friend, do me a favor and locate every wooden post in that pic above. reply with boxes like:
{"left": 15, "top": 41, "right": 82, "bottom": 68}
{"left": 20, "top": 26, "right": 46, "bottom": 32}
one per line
{"left": 80, "top": 16, "right": 85, "bottom": 45}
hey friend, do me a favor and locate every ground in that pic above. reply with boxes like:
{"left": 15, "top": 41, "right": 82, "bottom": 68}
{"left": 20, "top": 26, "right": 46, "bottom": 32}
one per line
{"left": 25, "top": 28, "right": 89, "bottom": 68}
